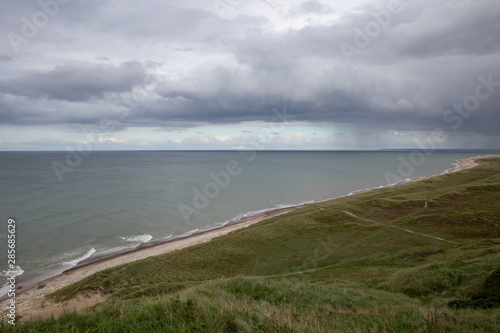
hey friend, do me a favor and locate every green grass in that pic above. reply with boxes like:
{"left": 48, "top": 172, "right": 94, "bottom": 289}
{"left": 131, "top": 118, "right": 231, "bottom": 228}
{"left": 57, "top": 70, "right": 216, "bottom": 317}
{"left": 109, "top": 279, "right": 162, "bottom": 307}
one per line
{"left": 3, "top": 156, "right": 500, "bottom": 332}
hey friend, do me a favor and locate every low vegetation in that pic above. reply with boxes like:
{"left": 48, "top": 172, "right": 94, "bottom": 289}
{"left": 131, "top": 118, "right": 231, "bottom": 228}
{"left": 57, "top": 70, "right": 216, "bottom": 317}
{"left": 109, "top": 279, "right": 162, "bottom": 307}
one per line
{"left": 3, "top": 157, "right": 500, "bottom": 332}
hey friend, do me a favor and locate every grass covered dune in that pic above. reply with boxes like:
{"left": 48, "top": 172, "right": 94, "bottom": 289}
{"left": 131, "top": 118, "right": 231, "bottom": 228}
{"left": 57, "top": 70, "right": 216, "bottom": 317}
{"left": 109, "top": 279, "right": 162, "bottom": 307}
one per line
{"left": 4, "top": 156, "right": 500, "bottom": 332}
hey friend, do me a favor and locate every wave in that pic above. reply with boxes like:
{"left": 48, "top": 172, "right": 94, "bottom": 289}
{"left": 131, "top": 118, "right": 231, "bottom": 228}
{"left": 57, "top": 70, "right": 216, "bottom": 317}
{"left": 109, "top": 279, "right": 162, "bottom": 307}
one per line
{"left": 120, "top": 234, "right": 153, "bottom": 243}
{"left": 0, "top": 249, "right": 95, "bottom": 298}
{"left": 0, "top": 266, "right": 24, "bottom": 298}
{"left": 224, "top": 203, "right": 305, "bottom": 225}
{"left": 64, "top": 248, "right": 96, "bottom": 267}
{"left": 443, "top": 161, "right": 461, "bottom": 174}
{"left": 177, "top": 229, "right": 199, "bottom": 238}
{"left": 199, "top": 225, "right": 222, "bottom": 232}
{"left": 1, "top": 265, "right": 24, "bottom": 278}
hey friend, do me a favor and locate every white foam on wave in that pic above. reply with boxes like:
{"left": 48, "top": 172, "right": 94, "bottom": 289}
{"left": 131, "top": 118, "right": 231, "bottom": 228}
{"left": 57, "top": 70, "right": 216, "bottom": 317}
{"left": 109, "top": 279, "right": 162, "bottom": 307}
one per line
{"left": 1, "top": 265, "right": 24, "bottom": 278}
{"left": 276, "top": 202, "right": 307, "bottom": 209}
{"left": 0, "top": 266, "right": 24, "bottom": 297}
{"left": 0, "top": 249, "right": 95, "bottom": 298}
{"left": 221, "top": 201, "right": 312, "bottom": 227}
{"left": 89, "top": 235, "right": 158, "bottom": 259}
{"left": 199, "top": 224, "right": 223, "bottom": 233}
{"left": 181, "top": 229, "right": 199, "bottom": 237}
{"left": 226, "top": 200, "right": 306, "bottom": 226}
{"left": 170, "top": 229, "right": 200, "bottom": 239}
{"left": 65, "top": 248, "right": 96, "bottom": 267}
{"left": 120, "top": 234, "right": 153, "bottom": 243}
{"left": 443, "top": 161, "right": 461, "bottom": 174}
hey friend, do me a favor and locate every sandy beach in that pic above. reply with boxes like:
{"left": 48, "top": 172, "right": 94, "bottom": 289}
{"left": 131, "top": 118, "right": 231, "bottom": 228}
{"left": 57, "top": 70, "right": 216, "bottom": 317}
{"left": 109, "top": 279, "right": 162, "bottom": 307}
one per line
{"left": 446, "top": 157, "right": 479, "bottom": 173}
{"left": 1, "top": 155, "right": 494, "bottom": 321}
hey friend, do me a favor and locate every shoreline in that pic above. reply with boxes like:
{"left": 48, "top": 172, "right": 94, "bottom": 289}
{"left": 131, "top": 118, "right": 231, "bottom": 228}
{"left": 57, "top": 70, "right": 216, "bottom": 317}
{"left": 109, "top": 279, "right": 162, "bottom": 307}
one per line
{"left": 2, "top": 154, "right": 497, "bottom": 320}
{"left": 2, "top": 205, "right": 306, "bottom": 301}
{"left": 1, "top": 206, "right": 301, "bottom": 319}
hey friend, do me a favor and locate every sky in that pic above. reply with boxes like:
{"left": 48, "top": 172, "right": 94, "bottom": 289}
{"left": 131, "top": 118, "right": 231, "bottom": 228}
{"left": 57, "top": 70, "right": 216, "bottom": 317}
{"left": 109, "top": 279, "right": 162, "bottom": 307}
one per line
{"left": 0, "top": 0, "right": 499, "bottom": 151}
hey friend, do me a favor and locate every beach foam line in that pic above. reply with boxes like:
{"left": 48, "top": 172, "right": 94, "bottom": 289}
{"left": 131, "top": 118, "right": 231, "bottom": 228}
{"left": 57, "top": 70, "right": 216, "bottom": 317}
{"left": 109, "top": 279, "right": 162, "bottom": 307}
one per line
{"left": 0, "top": 248, "right": 96, "bottom": 298}
{"left": 443, "top": 162, "right": 460, "bottom": 174}
{"left": 174, "top": 229, "right": 199, "bottom": 238}
{"left": 86, "top": 234, "right": 157, "bottom": 261}
{"left": 64, "top": 248, "right": 96, "bottom": 267}
{"left": 199, "top": 225, "right": 225, "bottom": 233}
{"left": 222, "top": 201, "right": 318, "bottom": 226}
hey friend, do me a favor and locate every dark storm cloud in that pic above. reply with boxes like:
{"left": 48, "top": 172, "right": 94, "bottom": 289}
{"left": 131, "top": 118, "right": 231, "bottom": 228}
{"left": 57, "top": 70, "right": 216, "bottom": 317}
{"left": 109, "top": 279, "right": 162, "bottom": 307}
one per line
{"left": 0, "top": 0, "right": 499, "bottom": 137}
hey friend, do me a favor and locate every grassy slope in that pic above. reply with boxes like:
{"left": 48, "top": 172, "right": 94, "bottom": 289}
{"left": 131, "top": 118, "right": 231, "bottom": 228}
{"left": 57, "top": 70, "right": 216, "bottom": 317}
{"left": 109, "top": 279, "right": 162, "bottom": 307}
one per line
{"left": 5, "top": 157, "right": 500, "bottom": 332}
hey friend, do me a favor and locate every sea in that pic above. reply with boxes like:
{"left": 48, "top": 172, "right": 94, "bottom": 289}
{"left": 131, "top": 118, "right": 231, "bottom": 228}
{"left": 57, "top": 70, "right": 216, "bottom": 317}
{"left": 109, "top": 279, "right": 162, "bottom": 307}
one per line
{"left": 0, "top": 150, "right": 496, "bottom": 295}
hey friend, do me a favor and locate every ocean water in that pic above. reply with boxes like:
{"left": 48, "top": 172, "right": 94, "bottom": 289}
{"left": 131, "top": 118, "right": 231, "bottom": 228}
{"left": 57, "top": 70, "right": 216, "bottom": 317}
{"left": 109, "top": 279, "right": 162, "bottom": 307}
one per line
{"left": 0, "top": 150, "right": 493, "bottom": 293}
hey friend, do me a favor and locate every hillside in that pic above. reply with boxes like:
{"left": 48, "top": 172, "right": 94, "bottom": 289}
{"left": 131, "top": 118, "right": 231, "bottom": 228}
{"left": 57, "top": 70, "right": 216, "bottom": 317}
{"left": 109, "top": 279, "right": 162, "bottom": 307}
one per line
{"left": 3, "top": 156, "right": 500, "bottom": 332}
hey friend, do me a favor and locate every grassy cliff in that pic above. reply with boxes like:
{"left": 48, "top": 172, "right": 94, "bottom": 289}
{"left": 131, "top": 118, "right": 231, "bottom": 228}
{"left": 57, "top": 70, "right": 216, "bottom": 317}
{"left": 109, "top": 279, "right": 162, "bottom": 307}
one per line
{"left": 4, "top": 156, "right": 500, "bottom": 332}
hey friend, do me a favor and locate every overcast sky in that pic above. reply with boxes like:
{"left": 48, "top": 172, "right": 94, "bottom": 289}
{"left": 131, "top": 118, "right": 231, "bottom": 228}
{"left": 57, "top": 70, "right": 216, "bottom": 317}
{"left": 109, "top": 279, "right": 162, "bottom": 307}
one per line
{"left": 1, "top": 0, "right": 499, "bottom": 150}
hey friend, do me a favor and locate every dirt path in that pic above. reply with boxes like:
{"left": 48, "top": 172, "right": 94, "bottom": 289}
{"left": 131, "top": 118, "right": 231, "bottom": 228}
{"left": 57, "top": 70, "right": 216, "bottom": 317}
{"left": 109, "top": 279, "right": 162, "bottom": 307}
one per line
{"left": 342, "top": 210, "right": 459, "bottom": 244}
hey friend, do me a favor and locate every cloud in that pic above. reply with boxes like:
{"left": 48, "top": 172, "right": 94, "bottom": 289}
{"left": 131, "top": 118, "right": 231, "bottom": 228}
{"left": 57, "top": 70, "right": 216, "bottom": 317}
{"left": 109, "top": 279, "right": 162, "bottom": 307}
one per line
{"left": 0, "top": 54, "right": 13, "bottom": 61}
{"left": 0, "top": 61, "right": 147, "bottom": 102}
{"left": 290, "top": 0, "right": 334, "bottom": 15}
{"left": 0, "top": 0, "right": 499, "bottom": 149}
{"left": 389, "top": 0, "right": 500, "bottom": 58}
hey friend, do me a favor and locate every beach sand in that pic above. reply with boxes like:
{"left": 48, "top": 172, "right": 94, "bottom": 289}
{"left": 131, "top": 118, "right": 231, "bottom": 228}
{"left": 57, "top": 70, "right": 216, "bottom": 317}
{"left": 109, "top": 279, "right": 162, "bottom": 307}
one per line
{"left": 1, "top": 155, "right": 494, "bottom": 321}
{"left": 447, "top": 157, "right": 478, "bottom": 173}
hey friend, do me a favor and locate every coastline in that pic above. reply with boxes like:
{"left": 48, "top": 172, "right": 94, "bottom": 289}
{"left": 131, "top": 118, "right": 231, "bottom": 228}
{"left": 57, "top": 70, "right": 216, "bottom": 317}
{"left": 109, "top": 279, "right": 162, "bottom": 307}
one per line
{"left": 2, "top": 154, "right": 496, "bottom": 320}
{"left": 444, "top": 157, "right": 479, "bottom": 173}
{"left": 1, "top": 206, "right": 300, "bottom": 320}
